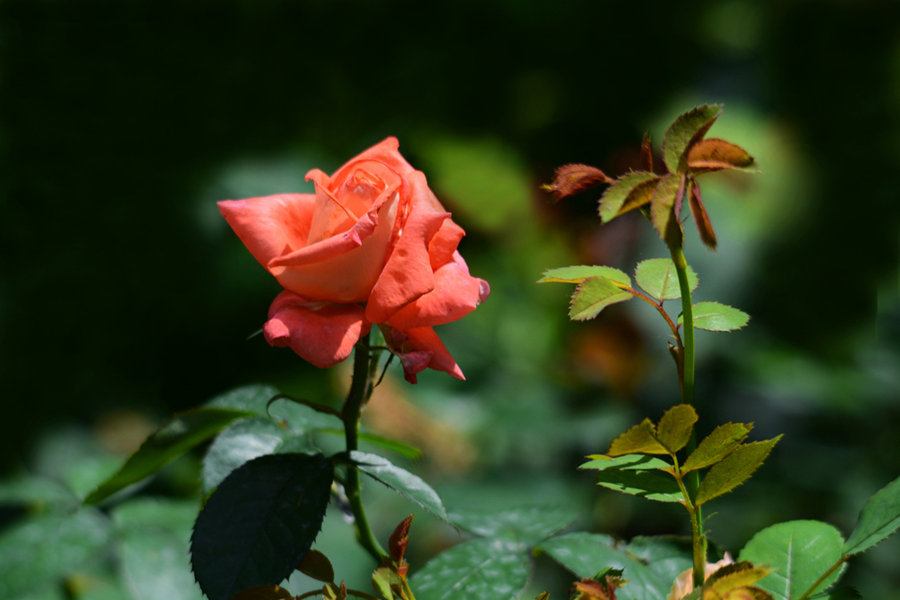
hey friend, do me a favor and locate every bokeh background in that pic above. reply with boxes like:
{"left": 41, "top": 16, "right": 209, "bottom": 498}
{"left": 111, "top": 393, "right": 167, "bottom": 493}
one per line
{"left": 2, "top": 0, "right": 899, "bottom": 598}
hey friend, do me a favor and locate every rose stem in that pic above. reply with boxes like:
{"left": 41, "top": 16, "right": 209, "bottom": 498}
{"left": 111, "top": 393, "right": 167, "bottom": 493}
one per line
{"left": 343, "top": 330, "right": 388, "bottom": 561}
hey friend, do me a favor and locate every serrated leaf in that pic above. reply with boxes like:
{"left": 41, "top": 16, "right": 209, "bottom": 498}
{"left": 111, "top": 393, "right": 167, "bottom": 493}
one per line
{"left": 843, "top": 474, "right": 900, "bottom": 556}
{"left": 616, "top": 177, "right": 661, "bottom": 219}
{"left": 739, "top": 520, "right": 845, "bottom": 600}
{"left": 373, "top": 566, "right": 399, "bottom": 600}
{"left": 607, "top": 419, "right": 667, "bottom": 456}
{"left": 634, "top": 258, "right": 698, "bottom": 302}
{"left": 201, "top": 418, "right": 293, "bottom": 495}
{"left": 538, "top": 265, "right": 630, "bottom": 286}
{"left": 595, "top": 468, "right": 683, "bottom": 503}
{"left": 411, "top": 538, "right": 530, "bottom": 600}
{"left": 350, "top": 451, "right": 448, "bottom": 521}
{"left": 682, "top": 423, "right": 753, "bottom": 473}
{"left": 650, "top": 174, "right": 684, "bottom": 244}
{"left": 545, "top": 163, "right": 613, "bottom": 199}
{"left": 540, "top": 533, "right": 691, "bottom": 600}
{"left": 598, "top": 172, "right": 658, "bottom": 222}
{"left": 688, "top": 181, "right": 717, "bottom": 250}
{"left": 580, "top": 454, "right": 672, "bottom": 472}
{"left": 656, "top": 404, "right": 698, "bottom": 453}
{"left": 684, "top": 302, "right": 750, "bottom": 332}
{"left": 662, "top": 105, "right": 722, "bottom": 174}
{"left": 298, "top": 549, "right": 335, "bottom": 583}
{"left": 705, "top": 561, "right": 771, "bottom": 593}
{"left": 569, "top": 276, "right": 633, "bottom": 321}
{"left": 449, "top": 506, "right": 577, "bottom": 545}
{"left": 209, "top": 384, "right": 343, "bottom": 433}
{"left": 687, "top": 138, "right": 756, "bottom": 172}
{"left": 0, "top": 509, "right": 112, "bottom": 598}
{"left": 190, "top": 453, "right": 333, "bottom": 600}
{"left": 84, "top": 406, "right": 254, "bottom": 504}
{"left": 696, "top": 437, "right": 781, "bottom": 506}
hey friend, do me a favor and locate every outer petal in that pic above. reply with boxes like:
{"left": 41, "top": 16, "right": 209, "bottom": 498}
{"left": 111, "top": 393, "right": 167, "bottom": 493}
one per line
{"left": 365, "top": 171, "right": 450, "bottom": 323}
{"left": 386, "top": 252, "right": 490, "bottom": 330}
{"left": 330, "top": 137, "right": 416, "bottom": 178}
{"left": 262, "top": 290, "right": 370, "bottom": 368}
{"left": 218, "top": 194, "right": 316, "bottom": 268}
{"left": 380, "top": 324, "right": 465, "bottom": 383}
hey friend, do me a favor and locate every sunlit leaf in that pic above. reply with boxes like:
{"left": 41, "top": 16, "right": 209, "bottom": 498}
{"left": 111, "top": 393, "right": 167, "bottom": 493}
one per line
{"left": 449, "top": 506, "right": 577, "bottom": 545}
{"left": 84, "top": 406, "right": 254, "bottom": 504}
{"left": 634, "top": 258, "right": 699, "bottom": 301}
{"left": 569, "top": 276, "right": 633, "bottom": 321}
{"left": 411, "top": 538, "right": 530, "bottom": 600}
{"left": 191, "top": 453, "right": 333, "bottom": 600}
{"left": 739, "top": 520, "right": 845, "bottom": 600}
{"left": 705, "top": 561, "right": 771, "bottom": 596}
{"left": 594, "top": 468, "right": 683, "bottom": 503}
{"left": 843, "top": 474, "right": 900, "bottom": 556}
{"left": 538, "top": 265, "right": 630, "bottom": 286}
{"left": 696, "top": 437, "right": 781, "bottom": 506}
{"left": 650, "top": 174, "right": 684, "bottom": 244}
{"left": 682, "top": 423, "right": 752, "bottom": 473}
{"left": 545, "top": 163, "right": 613, "bottom": 199}
{"left": 607, "top": 419, "right": 667, "bottom": 456}
{"left": 655, "top": 404, "right": 698, "bottom": 453}
{"left": 683, "top": 302, "right": 750, "bottom": 332}
{"left": 350, "top": 451, "right": 448, "bottom": 521}
{"left": 662, "top": 105, "right": 722, "bottom": 174}
{"left": 598, "top": 172, "right": 658, "bottom": 222}
{"left": 688, "top": 181, "right": 717, "bottom": 250}
{"left": 540, "top": 533, "right": 692, "bottom": 600}
{"left": 687, "top": 138, "right": 755, "bottom": 172}
{"left": 580, "top": 454, "right": 672, "bottom": 472}
{"left": 616, "top": 177, "right": 662, "bottom": 219}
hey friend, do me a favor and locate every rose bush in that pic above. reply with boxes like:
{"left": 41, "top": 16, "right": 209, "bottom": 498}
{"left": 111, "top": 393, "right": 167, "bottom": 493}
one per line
{"left": 218, "top": 137, "right": 489, "bottom": 382}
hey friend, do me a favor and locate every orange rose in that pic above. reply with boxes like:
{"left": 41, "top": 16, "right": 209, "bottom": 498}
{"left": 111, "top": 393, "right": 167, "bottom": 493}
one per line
{"left": 218, "top": 138, "right": 489, "bottom": 382}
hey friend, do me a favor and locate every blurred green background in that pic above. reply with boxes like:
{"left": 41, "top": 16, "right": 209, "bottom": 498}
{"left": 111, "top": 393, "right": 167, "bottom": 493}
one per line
{"left": 2, "top": 0, "right": 899, "bottom": 598}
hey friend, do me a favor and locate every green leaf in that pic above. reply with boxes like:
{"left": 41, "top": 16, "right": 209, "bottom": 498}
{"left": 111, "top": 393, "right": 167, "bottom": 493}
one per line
{"left": 594, "top": 468, "right": 683, "bottom": 503}
{"left": 739, "top": 520, "right": 845, "bottom": 600}
{"left": 696, "top": 436, "right": 781, "bottom": 505}
{"left": 655, "top": 404, "right": 698, "bottom": 453}
{"left": 316, "top": 428, "right": 423, "bottom": 460}
{"left": 662, "top": 105, "right": 722, "bottom": 174}
{"left": 201, "top": 418, "right": 293, "bottom": 495}
{"left": 538, "top": 265, "right": 630, "bottom": 286}
{"left": 843, "top": 474, "right": 900, "bottom": 556}
{"left": 190, "top": 453, "right": 333, "bottom": 600}
{"left": 209, "top": 384, "right": 343, "bottom": 432}
{"left": 607, "top": 419, "right": 668, "bottom": 456}
{"left": 598, "top": 172, "right": 658, "bottom": 222}
{"left": 373, "top": 566, "right": 399, "bottom": 600}
{"left": 579, "top": 453, "right": 672, "bottom": 472}
{"left": 0, "top": 474, "right": 79, "bottom": 512}
{"left": 411, "top": 538, "right": 530, "bottom": 600}
{"left": 649, "top": 174, "right": 684, "bottom": 244}
{"left": 684, "top": 301, "right": 750, "bottom": 332}
{"left": 350, "top": 451, "right": 448, "bottom": 521}
{"left": 449, "top": 506, "right": 578, "bottom": 545}
{"left": 569, "top": 276, "right": 633, "bottom": 321}
{"left": 84, "top": 406, "right": 254, "bottom": 504}
{"left": 0, "top": 509, "right": 112, "bottom": 598}
{"left": 682, "top": 422, "right": 753, "bottom": 473}
{"left": 540, "top": 533, "right": 692, "bottom": 600}
{"left": 634, "top": 258, "right": 698, "bottom": 301}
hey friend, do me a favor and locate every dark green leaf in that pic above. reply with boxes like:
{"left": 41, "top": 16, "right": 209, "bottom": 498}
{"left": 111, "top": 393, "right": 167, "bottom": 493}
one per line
{"left": 843, "top": 474, "right": 900, "bottom": 556}
{"left": 662, "top": 105, "right": 722, "bottom": 174}
{"left": 209, "top": 384, "right": 342, "bottom": 432}
{"left": 696, "top": 436, "right": 781, "bottom": 505}
{"left": 316, "top": 429, "right": 423, "bottom": 460}
{"left": 350, "top": 451, "right": 448, "bottom": 521}
{"left": 682, "top": 422, "right": 752, "bottom": 473}
{"left": 449, "top": 506, "right": 578, "bottom": 545}
{"left": 634, "top": 258, "right": 698, "bottom": 302}
{"left": 201, "top": 418, "right": 292, "bottom": 495}
{"left": 739, "top": 520, "right": 845, "bottom": 600}
{"left": 683, "top": 301, "right": 750, "bottom": 332}
{"left": 411, "top": 538, "right": 529, "bottom": 600}
{"left": 569, "top": 276, "right": 633, "bottom": 321}
{"left": 0, "top": 509, "right": 112, "bottom": 598}
{"left": 537, "top": 265, "right": 630, "bottom": 286}
{"left": 594, "top": 468, "right": 683, "bottom": 503}
{"left": 655, "top": 404, "right": 698, "bottom": 453}
{"left": 232, "top": 586, "right": 295, "bottom": 600}
{"left": 607, "top": 419, "right": 667, "bottom": 456}
{"left": 540, "top": 533, "right": 691, "bottom": 600}
{"left": 598, "top": 172, "right": 658, "bottom": 222}
{"left": 190, "top": 453, "right": 333, "bottom": 600}
{"left": 84, "top": 406, "right": 254, "bottom": 504}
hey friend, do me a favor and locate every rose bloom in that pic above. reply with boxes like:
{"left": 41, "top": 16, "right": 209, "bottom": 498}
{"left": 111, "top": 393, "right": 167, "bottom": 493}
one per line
{"left": 218, "top": 137, "right": 489, "bottom": 383}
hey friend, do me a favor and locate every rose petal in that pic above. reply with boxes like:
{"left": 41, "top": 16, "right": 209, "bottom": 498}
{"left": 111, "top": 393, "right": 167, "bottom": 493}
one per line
{"left": 365, "top": 171, "right": 452, "bottom": 323}
{"left": 386, "top": 252, "right": 490, "bottom": 329}
{"left": 218, "top": 194, "right": 316, "bottom": 268}
{"left": 428, "top": 219, "right": 465, "bottom": 270}
{"left": 381, "top": 325, "right": 465, "bottom": 383}
{"left": 262, "top": 290, "right": 370, "bottom": 368}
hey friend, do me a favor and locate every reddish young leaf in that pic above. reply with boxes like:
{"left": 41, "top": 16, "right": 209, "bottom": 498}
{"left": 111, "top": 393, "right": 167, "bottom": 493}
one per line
{"left": 688, "top": 180, "right": 717, "bottom": 249}
{"left": 687, "top": 138, "right": 755, "bottom": 172}
{"left": 640, "top": 132, "right": 654, "bottom": 172}
{"left": 544, "top": 163, "right": 613, "bottom": 199}
{"left": 389, "top": 515, "right": 414, "bottom": 565}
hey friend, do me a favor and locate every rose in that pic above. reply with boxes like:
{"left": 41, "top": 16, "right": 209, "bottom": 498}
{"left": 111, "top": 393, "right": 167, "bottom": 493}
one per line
{"left": 218, "top": 137, "right": 489, "bottom": 383}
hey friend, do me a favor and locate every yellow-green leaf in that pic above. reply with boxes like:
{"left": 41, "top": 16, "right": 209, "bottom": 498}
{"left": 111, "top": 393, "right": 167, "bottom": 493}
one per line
{"left": 682, "top": 422, "right": 753, "bottom": 473}
{"left": 656, "top": 404, "right": 698, "bottom": 453}
{"left": 683, "top": 302, "right": 750, "bottom": 332}
{"left": 696, "top": 436, "right": 782, "bottom": 506}
{"left": 634, "top": 258, "right": 698, "bottom": 301}
{"left": 649, "top": 174, "right": 683, "bottom": 244}
{"left": 607, "top": 419, "right": 667, "bottom": 456}
{"left": 598, "top": 172, "right": 658, "bottom": 222}
{"left": 687, "top": 138, "right": 756, "bottom": 172}
{"left": 569, "top": 277, "right": 633, "bottom": 321}
{"left": 538, "top": 265, "right": 630, "bottom": 286}
{"left": 662, "top": 105, "right": 722, "bottom": 174}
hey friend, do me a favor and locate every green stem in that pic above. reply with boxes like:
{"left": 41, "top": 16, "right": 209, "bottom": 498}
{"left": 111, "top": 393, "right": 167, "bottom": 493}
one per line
{"left": 343, "top": 331, "right": 388, "bottom": 562}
